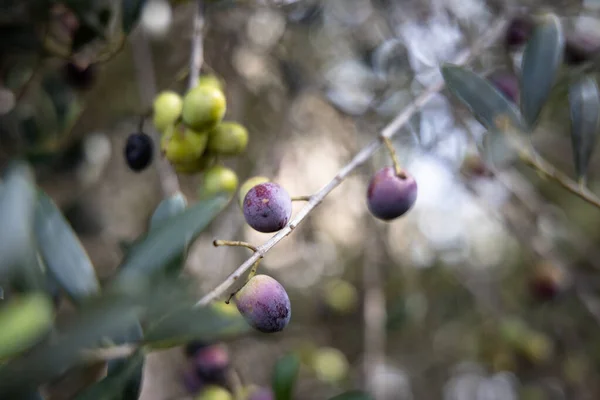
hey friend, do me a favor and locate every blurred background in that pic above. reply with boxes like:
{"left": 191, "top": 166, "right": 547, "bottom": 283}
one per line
{"left": 4, "top": 0, "right": 600, "bottom": 399}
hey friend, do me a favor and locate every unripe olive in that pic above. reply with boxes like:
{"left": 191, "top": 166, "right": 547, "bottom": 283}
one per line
{"left": 161, "top": 124, "right": 209, "bottom": 164}
{"left": 173, "top": 155, "right": 217, "bottom": 175}
{"left": 207, "top": 122, "right": 249, "bottom": 156}
{"left": 198, "top": 165, "right": 238, "bottom": 199}
{"left": 195, "top": 385, "right": 233, "bottom": 400}
{"left": 182, "top": 85, "right": 226, "bottom": 132}
{"left": 311, "top": 347, "right": 349, "bottom": 383}
{"left": 153, "top": 91, "right": 184, "bottom": 133}
{"left": 238, "top": 176, "right": 270, "bottom": 208}
{"left": 197, "top": 75, "right": 225, "bottom": 91}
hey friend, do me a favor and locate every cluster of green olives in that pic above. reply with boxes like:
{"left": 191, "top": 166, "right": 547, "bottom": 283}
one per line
{"left": 151, "top": 75, "right": 249, "bottom": 198}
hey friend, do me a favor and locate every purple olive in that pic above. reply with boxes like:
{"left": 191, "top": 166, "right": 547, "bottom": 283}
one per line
{"left": 488, "top": 71, "right": 519, "bottom": 104}
{"left": 182, "top": 368, "right": 204, "bottom": 394}
{"left": 564, "top": 35, "right": 600, "bottom": 65}
{"left": 247, "top": 387, "right": 275, "bottom": 400}
{"left": 366, "top": 166, "right": 417, "bottom": 221}
{"left": 505, "top": 16, "right": 534, "bottom": 49}
{"left": 234, "top": 275, "right": 291, "bottom": 333}
{"left": 194, "top": 344, "right": 230, "bottom": 384}
{"left": 243, "top": 182, "right": 292, "bottom": 233}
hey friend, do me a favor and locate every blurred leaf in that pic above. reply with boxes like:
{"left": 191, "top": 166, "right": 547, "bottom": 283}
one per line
{"left": 115, "top": 195, "right": 229, "bottom": 283}
{"left": 105, "top": 322, "right": 144, "bottom": 400}
{"left": 441, "top": 65, "right": 525, "bottom": 133}
{"left": 35, "top": 190, "right": 100, "bottom": 304}
{"left": 149, "top": 191, "right": 188, "bottom": 231}
{"left": 42, "top": 73, "right": 81, "bottom": 133}
{"left": 21, "top": 391, "right": 44, "bottom": 400}
{"left": 520, "top": 13, "right": 565, "bottom": 129}
{"left": 481, "top": 127, "right": 519, "bottom": 169}
{"left": 0, "top": 161, "right": 40, "bottom": 286}
{"left": 144, "top": 302, "right": 250, "bottom": 348}
{"left": 118, "top": 240, "right": 134, "bottom": 254}
{"left": 122, "top": 0, "right": 148, "bottom": 34}
{"left": 73, "top": 350, "right": 145, "bottom": 400}
{"left": 568, "top": 76, "right": 600, "bottom": 183}
{"left": 271, "top": 353, "right": 300, "bottom": 400}
{"left": 0, "top": 293, "right": 144, "bottom": 396}
{"left": 328, "top": 391, "right": 374, "bottom": 400}
{"left": 0, "top": 292, "right": 54, "bottom": 361}
{"left": 0, "top": 24, "right": 41, "bottom": 53}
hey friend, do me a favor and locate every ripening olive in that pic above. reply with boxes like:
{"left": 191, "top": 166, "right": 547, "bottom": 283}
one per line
{"left": 238, "top": 176, "right": 270, "bottom": 208}
{"left": 366, "top": 166, "right": 417, "bottom": 221}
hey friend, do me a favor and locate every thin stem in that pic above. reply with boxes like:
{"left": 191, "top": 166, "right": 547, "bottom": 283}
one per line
{"left": 381, "top": 136, "right": 404, "bottom": 177}
{"left": 247, "top": 259, "right": 261, "bottom": 281}
{"left": 213, "top": 240, "right": 258, "bottom": 252}
{"left": 291, "top": 195, "right": 312, "bottom": 202}
{"left": 80, "top": 344, "right": 139, "bottom": 363}
{"left": 194, "top": 17, "right": 510, "bottom": 308}
{"left": 188, "top": 0, "right": 205, "bottom": 89}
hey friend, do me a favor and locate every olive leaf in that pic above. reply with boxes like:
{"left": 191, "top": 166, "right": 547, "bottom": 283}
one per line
{"left": 149, "top": 191, "right": 188, "bottom": 231}
{"left": 0, "top": 161, "right": 40, "bottom": 287}
{"left": 73, "top": 349, "right": 145, "bottom": 400}
{"left": 115, "top": 194, "right": 229, "bottom": 283}
{"left": 272, "top": 353, "right": 301, "bottom": 400}
{"left": 441, "top": 64, "right": 525, "bottom": 133}
{"left": 35, "top": 190, "right": 100, "bottom": 304}
{"left": 328, "top": 391, "right": 374, "bottom": 400}
{"left": 568, "top": 76, "right": 600, "bottom": 183}
{"left": 143, "top": 302, "right": 250, "bottom": 349}
{"left": 520, "top": 13, "right": 565, "bottom": 129}
{"left": 122, "top": 0, "right": 148, "bottom": 34}
{"left": 0, "top": 293, "right": 144, "bottom": 397}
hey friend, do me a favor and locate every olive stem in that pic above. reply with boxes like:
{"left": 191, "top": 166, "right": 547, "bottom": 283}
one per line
{"left": 291, "top": 195, "right": 312, "bottom": 202}
{"left": 188, "top": 0, "right": 206, "bottom": 89}
{"left": 213, "top": 240, "right": 258, "bottom": 252}
{"left": 381, "top": 135, "right": 404, "bottom": 177}
{"left": 247, "top": 259, "right": 262, "bottom": 281}
{"left": 193, "top": 17, "right": 510, "bottom": 308}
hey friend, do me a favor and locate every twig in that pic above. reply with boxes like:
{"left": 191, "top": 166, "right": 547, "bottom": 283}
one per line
{"left": 130, "top": 29, "right": 181, "bottom": 198}
{"left": 194, "top": 17, "right": 510, "bottom": 308}
{"left": 213, "top": 240, "right": 258, "bottom": 252}
{"left": 80, "top": 344, "right": 139, "bottom": 363}
{"left": 188, "top": 0, "right": 206, "bottom": 89}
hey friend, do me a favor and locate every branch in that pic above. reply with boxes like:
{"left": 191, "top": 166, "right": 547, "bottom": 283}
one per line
{"left": 188, "top": 0, "right": 205, "bottom": 89}
{"left": 194, "top": 17, "right": 510, "bottom": 307}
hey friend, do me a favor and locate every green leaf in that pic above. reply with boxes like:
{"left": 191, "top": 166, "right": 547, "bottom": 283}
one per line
{"left": 271, "top": 353, "right": 300, "bottom": 400}
{"left": 0, "top": 292, "right": 54, "bottom": 361}
{"left": 520, "top": 13, "right": 565, "bottom": 129}
{"left": 143, "top": 302, "right": 251, "bottom": 348}
{"left": 104, "top": 322, "right": 144, "bottom": 400}
{"left": 35, "top": 190, "right": 100, "bottom": 304}
{"left": 73, "top": 350, "right": 145, "bottom": 400}
{"left": 569, "top": 76, "right": 600, "bottom": 183}
{"left": 0, "top": 293, "right": 144, "bottom": 397}
{"left": 149, "top": 191, "right": 188, "bottom": 231}
{"left": 0, "top": 161, "right": 39, "bottom": 286}
{"left": 328, "top": 391, "right": 374, "bottom": 400}
{"left": 122, "top": 0, "right": 148, "bottom": 34}
{"left": 42, "top": 73, "right": 81, "bottom": 133}
{"left": 441, "top": 65, "right": 525, "bottom": 133}
{"left": 481, "top": 127, "right": 519, "bottom": 169}
{"left": 115, "top": 194, "right": 229, "bottom": 283}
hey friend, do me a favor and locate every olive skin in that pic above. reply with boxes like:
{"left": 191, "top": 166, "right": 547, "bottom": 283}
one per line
{"left": 366, "top": 166, "right": 417, "bottom": 221}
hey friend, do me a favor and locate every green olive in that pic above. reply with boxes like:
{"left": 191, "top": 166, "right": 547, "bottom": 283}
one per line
{"left": 199, "top": 165, "right": 238, "bottom": 199}
{"left": 195, "top": 385, "right": 233, "bottom": 400}
{"left": 152, "top": 91, "right": 183, "bottom": 133}
{"left": 196, "top": 74, "right": 225, "bottom": 91}
{"left": 208, "top": 122, "right": 249, "bottom": 156}
{"left": 161, "top": 124, "right": 209, "bottom": 164}
{"left": 182, "top": 85, "right": 226, "bottom": 132}
{"left": 172, "top": 154, "right": 217, "bottom": 175}
{"left": 238, "top": 176, "right": 270, "bottom": 208}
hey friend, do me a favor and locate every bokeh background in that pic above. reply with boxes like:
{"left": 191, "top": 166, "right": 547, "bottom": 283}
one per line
{"left": 4, "top": 0, "right": 600, "bottom": 399}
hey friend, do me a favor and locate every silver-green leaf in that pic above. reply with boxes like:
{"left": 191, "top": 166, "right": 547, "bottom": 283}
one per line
{"left": 441, "top": 65, "right": 525, "bottom": 133}
{"left": 35, "top": 191, "right": 100, "bottom": 304}
{"left": 149, "top": 191, "right": 188, "bottom": 231}
{"left": 115, "top": 195, "right": 229, "bottom": 282}
{"left": 0, "top": 161, "right": 39, "bottom": 285}
{"left": 520, "top": 13, "right": 565, "bottom": 129}
{"left": 569, "top": 76, "right": 600, "bottom": 183}
{"left": 272, "top": 353, "right": 300, "bottom": 400}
